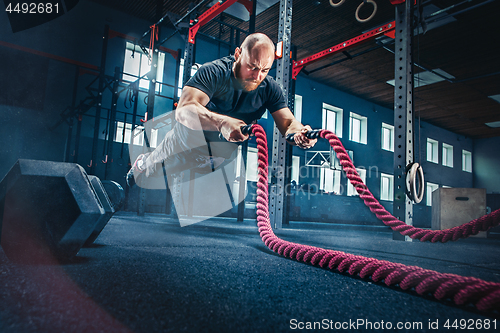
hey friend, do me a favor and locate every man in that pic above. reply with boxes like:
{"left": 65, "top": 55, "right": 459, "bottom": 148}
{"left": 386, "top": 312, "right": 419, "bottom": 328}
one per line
{"left": 127, "top": 32, "right": 317, "bottom": 187}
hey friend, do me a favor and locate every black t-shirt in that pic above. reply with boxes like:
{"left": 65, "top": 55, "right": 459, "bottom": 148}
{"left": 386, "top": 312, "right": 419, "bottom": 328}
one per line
{"left": 185, "top": 56, "right": 288, "bottom": 125}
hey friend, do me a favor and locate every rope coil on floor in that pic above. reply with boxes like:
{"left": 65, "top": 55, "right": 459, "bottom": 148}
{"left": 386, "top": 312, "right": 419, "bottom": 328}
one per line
{"left": 251, "top": 124, "right": 500, "bottom": 311}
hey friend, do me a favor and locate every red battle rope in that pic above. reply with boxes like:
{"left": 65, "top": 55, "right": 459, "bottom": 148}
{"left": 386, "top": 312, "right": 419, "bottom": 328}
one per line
{"left": 251, "top": 124, "right": 500, "bottom": 311}
{"left": 320, "top": 129, "right": 500, "bottom": 242}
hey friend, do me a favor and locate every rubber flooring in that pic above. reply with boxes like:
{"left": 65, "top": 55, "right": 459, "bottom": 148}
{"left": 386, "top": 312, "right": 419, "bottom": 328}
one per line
{"left": 1, "top": 212, "right": 499, "bottom": 332}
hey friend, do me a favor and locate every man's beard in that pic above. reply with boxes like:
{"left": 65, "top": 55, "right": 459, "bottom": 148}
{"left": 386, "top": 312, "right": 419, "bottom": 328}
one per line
{"left": 234, "top": 61, "right": 261, "bottom": 92}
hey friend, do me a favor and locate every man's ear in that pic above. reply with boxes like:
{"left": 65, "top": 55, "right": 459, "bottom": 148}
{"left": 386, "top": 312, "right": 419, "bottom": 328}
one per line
{"left": 234, "top": 47, "right": 241, "bottom": 60}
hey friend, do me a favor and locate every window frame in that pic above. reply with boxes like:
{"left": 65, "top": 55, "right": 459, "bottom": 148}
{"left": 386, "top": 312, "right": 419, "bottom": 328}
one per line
{"left": 320, "top": 163, "right": 342, "bottom": 194}
{"left": 123, "top": 42, "right": 165, "bottom": 93}
{"left": 427, "top": 138, "right": 439, "bottom": 164}
{"left": 236, "top": 146, "right": 259, "bottom": 183}
{"left": 380, "top": 173, "right": 394, "bottom": 201}
{"left": 294, "top": 94, "right": 303, "bottom": 123}
{"left": 442, "top": 143, "right": 454, "bottom": 168}
{"left": 322, "top": 103, "right": 343, "bottom": 138}
{"left": 291, "top": 155, "right": 300, "bottom": 184}
{"left": 381, "top": 123, "right": 394, "bottom": 152}
{"left": 426, "top": 182, "right": 439, "bottom": 206}
{"left": 462, "top": 150, "right": 472, "bottom": 173}
{"left": 114, "top": 121, "right": 158, "bottom": 148}
{"left": 349, "top": 112, "right": 367, "bottom": 144}
{"left": 347, "top": 168, "right": 367, "bottom": 196}
{"left": 177, "top": 59, "right": 201, "bottom": 97}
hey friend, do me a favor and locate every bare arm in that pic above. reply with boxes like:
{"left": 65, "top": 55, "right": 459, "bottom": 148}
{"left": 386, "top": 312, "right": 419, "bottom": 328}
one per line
{"left": 271, "top": 107, "right": 317, "bottom": 149}
{"left": 175, "top": 86, "right": 248, "bottom": 142}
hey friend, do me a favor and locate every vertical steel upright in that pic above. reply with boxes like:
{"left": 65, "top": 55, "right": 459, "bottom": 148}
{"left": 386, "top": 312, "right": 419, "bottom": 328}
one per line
{"left": 270, "top": 0, "right": 293, "bottom": 229}
{"left": 64, "top": 66, "right": 80, "bottom": 163}
{"left": 284, "top": 45, "right": 297, "bottom": 225}
{"left": 237, "top": 0, "right": 257, "bottom": 223}
{"left": 393, "top": 0, "right": 415, "bottom": 241}
{"left": 183, "top": 4, "right": 197, "bottom": 86}
{"left": 90, "top": 25, "right": 109, "bottom": 175}
{"left": 73, "top": 114, "right": 82, "bottom": 163}
{"left": 104, "top": 67, "right": 121, "bottom": 180}
{"left": 138, "top": 29, "right": 160, "bottom": 216}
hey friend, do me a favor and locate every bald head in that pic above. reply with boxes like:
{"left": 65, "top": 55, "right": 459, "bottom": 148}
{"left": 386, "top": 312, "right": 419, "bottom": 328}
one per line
{"left": 240, "top": 33, "right": 275, "bottom": 57}
{"left": 233, "top": 33, "right": 275, "bottom": 91}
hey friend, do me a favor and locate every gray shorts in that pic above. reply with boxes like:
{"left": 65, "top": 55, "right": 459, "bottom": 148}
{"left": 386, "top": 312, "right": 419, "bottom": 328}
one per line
{"left": 143, "top": 122, "right": 238, "bottom": 177}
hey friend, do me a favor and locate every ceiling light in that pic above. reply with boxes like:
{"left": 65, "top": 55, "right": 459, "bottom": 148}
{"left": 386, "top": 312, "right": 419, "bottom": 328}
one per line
{"left": 209, "top": 0, "right": 279, "bottom": 22}
{"left": 485, "top": 121, "right": 500, "bottom": 128}
{"left": 488, "top": 94, "right": 500, "bottom": 104}
{"left": 386, "top": 68, "right": 455, "bottom": 88}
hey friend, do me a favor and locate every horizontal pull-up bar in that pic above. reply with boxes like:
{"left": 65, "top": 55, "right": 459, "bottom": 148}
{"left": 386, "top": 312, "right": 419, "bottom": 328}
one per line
{"left": 292, "top": 21, "right": 395, "bottom": 79}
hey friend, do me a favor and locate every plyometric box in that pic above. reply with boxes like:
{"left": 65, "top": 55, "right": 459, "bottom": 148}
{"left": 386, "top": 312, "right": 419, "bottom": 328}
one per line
{"left": 431, "top": 188, "right": 487, "bottom": 238}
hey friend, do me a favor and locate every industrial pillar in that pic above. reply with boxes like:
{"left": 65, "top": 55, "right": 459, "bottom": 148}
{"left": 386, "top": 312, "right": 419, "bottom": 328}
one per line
{"left": 64, "top": 66, "right": 80, "bottom": 163}
{"left": 182, "top": 4, "right": 197, "bottom": 86}
{"left": 138, "top": 28, "right": 160, "bottom": 216}
{"left": 270, "top": 0, "right": 293, "bottom": 229}
{"left": 90, "top": 25, "right": 109, "bottom": 175}
{"left": 284, "top": 45, "right": 297, "bottom": 225}
{"left": 237, "top": 0, "right": 257, "bottom": 223}
{"left": 393, "top": 0, "right": 415, "bottom": 241}
{"left": 104, "top": 67, "right": 121, "bottom": 180}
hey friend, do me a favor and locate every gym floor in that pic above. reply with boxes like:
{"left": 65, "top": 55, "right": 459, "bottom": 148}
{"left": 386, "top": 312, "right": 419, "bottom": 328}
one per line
{"left": 1, "top": 212, "right": 499, "bottom": 333}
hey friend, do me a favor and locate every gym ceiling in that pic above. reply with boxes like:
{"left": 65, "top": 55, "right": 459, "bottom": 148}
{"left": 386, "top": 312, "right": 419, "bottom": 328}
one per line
{"left": 89, "top": 0, "right": 500, "bottom": 139}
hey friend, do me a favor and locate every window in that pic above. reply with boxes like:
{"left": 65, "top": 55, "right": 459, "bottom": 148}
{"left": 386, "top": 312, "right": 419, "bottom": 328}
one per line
{"left": 320, "top": 164, "right": 342, "bottom": 194}
{"left": 291, "top": 156, "right": 300, "bottom": 184}
{"left": 442, "top": 143, "right": 453, "bottom": 167}
{"left": 427, "top": 138, "right": 438, "bottom": 163}
{"left": 330, "top": 149, "right": 353, "bottom": 170}
{"left": 294, "top": 94, "right": 302, "bottom": 123}
{"left": 115, "top": 121, "right": 158, "bottom": 148}
{"left": 426, "top": 182, "right": 439, "bottom": 206}
{"left": 380, "top": 173, "right": 394, "bottom": 201}
{"left": 123, "top": 42, "right": 165, "bottom": 92}
{"left": 347, "top": 168, "right": 366, "bottom": 196}
{"left": 322, "top": 103, "right": 343, "bottom": 138}
{"left": 349, "top": 112, "right": 367, "bottom": 144}
{"left": 236, "top": 146, "right": 259, "bottom": 182}
{"left": 178, "top": 58, "right": 200, "bottom": 97}
{"left": 381, "top": 123, "right": 394, "bottom": 152}
{"left": 462, "top": 150, "right": 472, "bottom": 173}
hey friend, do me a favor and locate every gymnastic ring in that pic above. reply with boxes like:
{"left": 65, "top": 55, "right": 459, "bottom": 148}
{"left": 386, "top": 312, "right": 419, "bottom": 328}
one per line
{"left": 355, "top": 0, "right": 377, "bottom": 23}
{"left": 329, "top": 0, "right": 345, "bottom": 7}
{"left": 407, "top": 163, "right": 425, "bottom": 204}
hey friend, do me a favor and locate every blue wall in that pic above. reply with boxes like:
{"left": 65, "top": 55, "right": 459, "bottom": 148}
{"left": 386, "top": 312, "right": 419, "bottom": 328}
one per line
{"left": 252, "top": 75, "right": 476, "bottom": 226}
{"left": 0, "top": 1, "right": 496, "bottom": 226}
{"left": 474, "top": 137, "right": 500, "bottom": 194}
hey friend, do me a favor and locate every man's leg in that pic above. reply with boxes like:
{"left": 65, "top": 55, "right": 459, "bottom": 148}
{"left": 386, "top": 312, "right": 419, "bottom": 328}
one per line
{"left": 127, "top": 123, "right": 219, "bottom": 186}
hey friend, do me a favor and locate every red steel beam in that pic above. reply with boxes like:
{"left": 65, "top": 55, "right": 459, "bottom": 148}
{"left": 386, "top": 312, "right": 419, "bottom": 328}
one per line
{"left": 188, "top": 0, "right": 252, "bottom": 44}
{"left": 292, "top": 20, "right": 395, "bottom": 79}
{"left": 0, "top": 40, "right": 99, "bottom": 71}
